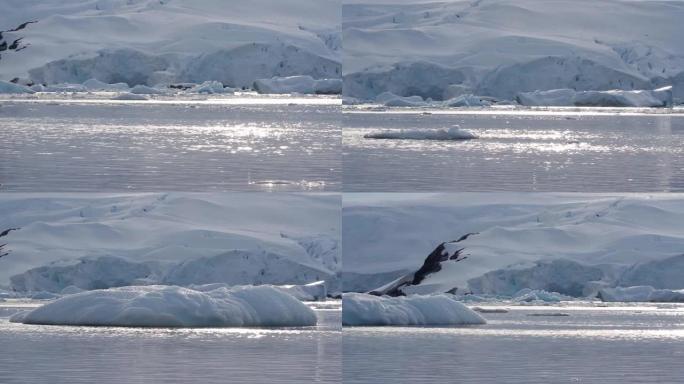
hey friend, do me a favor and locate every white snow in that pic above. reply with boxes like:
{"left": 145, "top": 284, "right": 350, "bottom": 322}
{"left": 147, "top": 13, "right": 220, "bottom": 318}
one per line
{"left": 599, "top": 286, "right": 684, "bottom": 303}
{"left": 0, "top": 0, "right": 341, "bottom": 87}
{"left": 190, "top": 281, "right": 327, "bottom": 302}
{"left": 363, "top": 126, "right": 477, "bottom": 140}
{"left": 0, "top": 80, "right": 35, "bottom": 94}
{"left": 343, "top": 193, "right": 684, "bottom": 298}
{"left": 342, "top": 292, "right": 485, "bottom": 326}
{"left": 10, "top": 285, "right": 317, "bottom": 327}
{"left": 343, "top": 1, "right": 684, "bottom": 103}
{"left": 0, "top": 193, "right": 341, "bottom": 292}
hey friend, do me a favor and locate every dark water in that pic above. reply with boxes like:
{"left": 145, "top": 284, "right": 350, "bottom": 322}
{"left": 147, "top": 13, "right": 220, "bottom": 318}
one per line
{"left": 343, "top": 110, "right": 684, "bottom": 192}
{"left": 0, "top": 99, "right": 341, "bottom": 192}
{"left": 343, "top": 303, "right": 684, "bottom": 383}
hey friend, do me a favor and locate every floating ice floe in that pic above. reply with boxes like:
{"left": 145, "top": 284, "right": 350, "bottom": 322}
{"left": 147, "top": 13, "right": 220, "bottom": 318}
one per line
{"left": 342, "top": 293, "right": 486, "bottom": 326}
{"left": 10, "top": 285, "right": 317, "bottom": 327}
{"left": 598, "top": 286, "right": 684, "bottom": 302}
{"left": 364, "top": 126, "right": 477, "bottom": 141}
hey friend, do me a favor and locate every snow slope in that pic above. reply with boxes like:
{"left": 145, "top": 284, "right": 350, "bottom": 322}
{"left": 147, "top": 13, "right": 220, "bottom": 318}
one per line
{"left": 343, "top": 0, "right": 684, "bottom": 102}
{"left": 0, "top": 0, "right": 340, "bottom": 87}
{"left": 10, "top": 285, "right": 317, "bottom": 327}
{"left": 343, "top": 193, "right": 684, "bottom": 296}
{"left": 0, "top": 193, "right": 341, "bottom": 292}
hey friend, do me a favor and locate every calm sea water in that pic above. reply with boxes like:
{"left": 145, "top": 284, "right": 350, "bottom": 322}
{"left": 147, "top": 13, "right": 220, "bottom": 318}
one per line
{"left": 343, "top": 303, "right": 684, "bottom": 383}
{"left": 0, "top": 97, "right": 340, "bottom": 192}
{"left": 0, "top": 301, "right": 341, "bottom": 384}
{"left": 343, "top": 109, "right": 684, "bottom": 192}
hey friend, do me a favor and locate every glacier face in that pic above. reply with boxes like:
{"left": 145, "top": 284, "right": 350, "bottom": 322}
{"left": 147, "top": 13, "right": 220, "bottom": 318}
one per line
{"left": 0, "top": 0, "right": 341, "bottom": 86}
{"left": 343, "top": 0, "right": 684, "bottom": 102}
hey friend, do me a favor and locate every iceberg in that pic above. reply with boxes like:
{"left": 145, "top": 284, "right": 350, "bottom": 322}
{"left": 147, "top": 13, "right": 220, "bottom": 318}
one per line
{"left": 342, "top": 293, "right": 485, "bottom": 326}
{"left": 516, "top": 87, "right": 673, "bottom": 107}
{"left": 10, "top": 285, "right": 317, "bottom": 327}
{"left": 188, "top": 81, "right": 234, "bottom": 94}
{"left": 598, "top": 286, "right": 684, "bottom": 303}
{"left": 364, "top": 127, "right": 477, "bottom": 141}
{"left": 190, "top": 281, "right": 327, "bottom": 302}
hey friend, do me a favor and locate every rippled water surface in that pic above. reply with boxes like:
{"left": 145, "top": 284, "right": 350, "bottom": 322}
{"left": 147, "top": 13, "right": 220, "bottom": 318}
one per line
{"left": 344, "top": 303, "right": 684, "bottom": 383}
{"left": 0, "top": 301, "right": 341, "bottom": 384}
{"left": 0, "top": 98, "right": 340, "bottom": 191}
{"left": 343, "top": 109, "right": 684, "bottom": 191}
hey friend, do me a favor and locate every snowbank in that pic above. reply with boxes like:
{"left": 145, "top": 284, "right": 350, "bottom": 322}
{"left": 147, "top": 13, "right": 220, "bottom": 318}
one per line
{"left": 516, "top": 87, "right": 673, "bottom": 107}
{"left": 0, "top": 80, "right": 35, "bottom": 94}
{"left": 342, "top": 293, "right": 485, "bottom": 326}
{"left": 364, "top": 127, "right": 477, "bottom": 141}
{"left": 10, "top": 285, "right": 317, "bottom": 327}
{"left": 599, "top": 286, "right": 684, "bottom": 303}
{"left": 253, "top": 76, "right": 341, "bottom": 94}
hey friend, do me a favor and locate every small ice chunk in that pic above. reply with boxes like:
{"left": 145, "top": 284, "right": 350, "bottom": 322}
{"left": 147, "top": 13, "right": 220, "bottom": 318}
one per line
{"left": 364, "top": 126, "right": 477, "bottom": 140}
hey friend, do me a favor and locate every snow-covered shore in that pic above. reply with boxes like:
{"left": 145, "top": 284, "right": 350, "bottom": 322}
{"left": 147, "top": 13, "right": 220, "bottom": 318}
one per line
{"left": 343, "top": 193, "right": 684, "bottom": 301}
{"left": 343, "top": 0, "right": 684, "bottom": 105}
{"left": 0, "top": 0, "right": 340, "bottom": 91}
{"left": 0, "top": 193, "right": 341, "bottom": 294}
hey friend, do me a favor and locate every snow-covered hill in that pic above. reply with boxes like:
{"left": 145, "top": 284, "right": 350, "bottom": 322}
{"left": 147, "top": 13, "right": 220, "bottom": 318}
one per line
{"left": 343, "top": 0, "right": 684, "bottom": 103}
{"left": 343, "top": 193, "right": 684, "bottom": 297}
{"left": 0, "top": 0, "right": 340, "bottom": 87}
{"left": 0, "top": 193, "right": 341, "bottom": 293}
